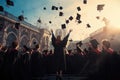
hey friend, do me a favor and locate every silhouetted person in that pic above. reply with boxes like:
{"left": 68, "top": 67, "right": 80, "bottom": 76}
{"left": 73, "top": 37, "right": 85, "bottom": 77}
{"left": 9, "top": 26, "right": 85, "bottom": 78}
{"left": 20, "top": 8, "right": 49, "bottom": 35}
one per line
{"left": 30, "top": 44, "right": 44, "bottom": 79}
{"left": 102, "top": 39, "right": 114, "bottom": 54}
{"left": 99, "top": 39, "right": 119, "bottom": 79}
{"left": 0, "top": 44, "right": 5, "bottom": 79}
{"left": 51, "top": 29, "right": 72, "bottom": 79}
{"left": 83, "top": 39, "right": 101, "bottom": 75}
{"left": 88, "top": 39, "right": 120, "bottom": 80}
{"left": 4, "top": 41, "right": 19, "bottom": 80}
{"left": 76, "top": 42, "right": 85, "bottom": 55}
{"left": 20, "top": 45, "right": 31, "bottom": 80}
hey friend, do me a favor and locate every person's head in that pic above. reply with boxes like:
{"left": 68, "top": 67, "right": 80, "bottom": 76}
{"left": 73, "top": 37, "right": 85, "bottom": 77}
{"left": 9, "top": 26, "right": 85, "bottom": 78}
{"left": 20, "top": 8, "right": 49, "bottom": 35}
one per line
{"left": 35, "top": 44, "right": 40, "bottom": 50}
{"left": 102, "top": 39, "right": 110, "bottom": 49}
{"left": 1, "top": 46, "right": 7, "bottom": 52}
{"left": 12, "top": 41, "right": 18, "bottom": 49}
{"left": 43, "top": 50, "right": 48, "bottom": 55}
{"left": 23, "top": 45, "right": 29, "bottom": 52}
{"left": 89, "top": 39, "right": 99, "bottom": 49}
{"left": 56, "top": 35, "right": 61, "bottom": 41}
{"left": 91, "top": 44, "right": 98, "bottom": 49}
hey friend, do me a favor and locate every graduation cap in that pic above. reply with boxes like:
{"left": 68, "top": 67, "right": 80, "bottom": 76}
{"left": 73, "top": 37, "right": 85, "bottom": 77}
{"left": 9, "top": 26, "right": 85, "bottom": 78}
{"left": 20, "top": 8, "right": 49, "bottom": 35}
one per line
{"left": 6, "top": 0, "right": 14, "bottom": 6}
{"left": 77, "top": 7, "right": 81, "bottom": 11}
{"left": 78, "top": 20, "right": 82, "bottom": 24}
{"left": 87, "top": 24, "right": 91, "bottom": 28}
{"left": 97, "top": 4, "right": 105, "bottom": 11}
{"left": 49, "top": 21, "right": 52, "bottom": 24}
{"left": 59, "top": 12, "right": 64, "bottom": 16}
{"left": 15, "top": 23, "right": 20, "bottom": 29}
{"left": 83, "top": 0, "right": 87, "bottom": 4}
{"left": 43, "top": 7, "right": 46, "bottom": 10}
{"left": 90, "top": 39, "right": 99, "bottom": 46}
{"left": 18, "top": 15, "right": 24, "bottom": 21}
{"left": 59, "top": 6, "right": 63, "bottom": 10}
{"left": 69, "top": 16, "right": 73, "bottom": 21}
{"left": 37, "top": 19, "right": 41, "bottom": 23}
{"left": 61, "top": 24, "right": 66, "bottom": 29}
{"left": 76, "top": 13, "right": 81, "bottom": 20}
{"left": 66, "top": 20, "right": 69, "bottom": 24}
{"left": 0, "top": 6, "right": 4, "bottom": 12}
{"left": 55, "top": 7, "right": 58, "bottom": 10}
{"left": 69, "top": 39, "right": 73, "bottom": 42}
{"left": 51, "top": 6, "right": 56, "bottom": 10}
{"left": 96, "top": 16, "right": 100, "bottom": 19}
{"left": 77, "top": 41, "right": 83, "bottom": 46}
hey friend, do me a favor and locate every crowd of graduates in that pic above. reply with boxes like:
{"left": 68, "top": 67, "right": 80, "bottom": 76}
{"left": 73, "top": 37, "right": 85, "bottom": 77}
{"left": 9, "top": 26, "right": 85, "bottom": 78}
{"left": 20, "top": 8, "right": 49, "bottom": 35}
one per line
{"left": 0, "top": 38, "right": 120, "bottom": 80}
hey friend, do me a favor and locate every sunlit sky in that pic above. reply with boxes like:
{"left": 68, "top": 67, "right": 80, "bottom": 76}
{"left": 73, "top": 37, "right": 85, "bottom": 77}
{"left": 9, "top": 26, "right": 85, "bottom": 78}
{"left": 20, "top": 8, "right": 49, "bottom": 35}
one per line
{"left": 0, "top": 0, "right": 120, "bottom": 41}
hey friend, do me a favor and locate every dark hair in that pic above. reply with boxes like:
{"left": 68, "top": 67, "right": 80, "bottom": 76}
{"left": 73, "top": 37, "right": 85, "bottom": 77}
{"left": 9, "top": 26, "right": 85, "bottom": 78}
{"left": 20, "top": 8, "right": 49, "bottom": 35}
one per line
{"left": 90, "top": 39, "right": 99, "bottom": 49}
{"left": 92, "top": 44, "right": 98, "bottom": 49}
{"left": 23, "top": 45, "right": 29, "bottom": 51}
{"left": 102, "top": 39, "right": 110, "bottom": 49}
{"left": 12, "top": 41, "right": 18, "bottom": 48}
{"left": 35, "top": 44, "right": 39, "bottom": 49}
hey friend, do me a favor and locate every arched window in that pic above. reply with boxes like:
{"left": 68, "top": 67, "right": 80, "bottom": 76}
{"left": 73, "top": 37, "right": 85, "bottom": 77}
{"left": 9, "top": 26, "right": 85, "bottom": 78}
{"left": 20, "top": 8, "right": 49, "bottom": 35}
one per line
{"left": 6, "top": 32, "right": 17, "bottom": 47}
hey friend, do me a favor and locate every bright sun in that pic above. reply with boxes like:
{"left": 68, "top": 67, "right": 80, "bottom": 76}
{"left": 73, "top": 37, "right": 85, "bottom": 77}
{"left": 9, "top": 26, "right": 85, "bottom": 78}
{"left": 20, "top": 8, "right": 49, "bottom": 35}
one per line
{"left": 102, "top": 0, "right": 120, "bottom": 29}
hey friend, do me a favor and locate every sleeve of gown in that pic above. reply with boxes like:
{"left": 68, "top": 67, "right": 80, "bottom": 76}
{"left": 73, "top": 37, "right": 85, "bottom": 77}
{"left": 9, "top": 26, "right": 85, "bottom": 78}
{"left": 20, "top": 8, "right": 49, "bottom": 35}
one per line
{"left": 51, "top": 32, "right": 56, "bottom": 47}
{"left": 62, "top": 33, "right": 70, "bottom": 47}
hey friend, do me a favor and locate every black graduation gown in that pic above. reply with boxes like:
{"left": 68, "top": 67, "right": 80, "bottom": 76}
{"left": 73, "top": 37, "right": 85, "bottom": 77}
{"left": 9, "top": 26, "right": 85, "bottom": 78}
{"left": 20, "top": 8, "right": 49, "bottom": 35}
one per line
{"left": 51, "top": 32, "right": 70, "bottom": 72}
{"left": 30, "top": 50, "right": 44, "bottom": 78}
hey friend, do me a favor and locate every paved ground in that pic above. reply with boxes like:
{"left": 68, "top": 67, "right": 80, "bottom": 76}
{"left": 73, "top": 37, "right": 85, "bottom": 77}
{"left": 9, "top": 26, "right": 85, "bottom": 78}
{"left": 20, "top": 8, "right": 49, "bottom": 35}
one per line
{"left": 32, "top": 74, "right": 88, "bottom": 80}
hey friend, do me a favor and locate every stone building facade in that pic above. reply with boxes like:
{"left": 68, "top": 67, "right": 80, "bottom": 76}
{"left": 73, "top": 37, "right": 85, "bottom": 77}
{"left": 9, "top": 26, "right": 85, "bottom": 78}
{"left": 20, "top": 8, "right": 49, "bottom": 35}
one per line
{"left": 0, "top": 11, "right": 51, "bottom": 50}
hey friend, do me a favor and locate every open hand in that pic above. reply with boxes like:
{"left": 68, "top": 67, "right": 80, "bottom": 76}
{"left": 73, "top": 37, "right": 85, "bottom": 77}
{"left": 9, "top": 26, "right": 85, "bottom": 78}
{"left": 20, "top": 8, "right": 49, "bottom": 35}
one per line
{"left": 51, "top": 29, "right": 53, "bottom": 33}
{"left": 69, "top": 29, "right": 73, "bottom": 33}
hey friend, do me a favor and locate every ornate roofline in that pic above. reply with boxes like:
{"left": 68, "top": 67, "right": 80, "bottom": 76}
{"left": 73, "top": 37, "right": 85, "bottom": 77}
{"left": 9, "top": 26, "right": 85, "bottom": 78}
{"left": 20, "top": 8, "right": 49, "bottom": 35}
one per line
{"left": 0, "top": 11, "right": 39, "bottom": 33}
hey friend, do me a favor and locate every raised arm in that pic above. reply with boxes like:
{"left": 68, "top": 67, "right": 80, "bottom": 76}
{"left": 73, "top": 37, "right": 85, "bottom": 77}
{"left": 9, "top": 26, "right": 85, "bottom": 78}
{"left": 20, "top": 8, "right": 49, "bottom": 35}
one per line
{"left": 62, "top": 29, "right": 72, "bottom": 47}
{"left": 51, "top": 29, "right": 56, "bottom": 46}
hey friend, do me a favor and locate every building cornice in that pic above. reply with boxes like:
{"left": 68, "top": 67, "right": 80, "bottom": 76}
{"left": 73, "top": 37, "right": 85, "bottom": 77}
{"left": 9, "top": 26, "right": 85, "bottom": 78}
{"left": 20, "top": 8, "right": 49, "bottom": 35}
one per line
{"left": 0, "top": 11, "right": 39, "bottom": 33}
